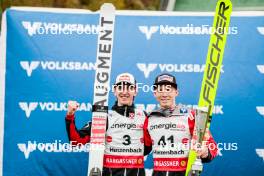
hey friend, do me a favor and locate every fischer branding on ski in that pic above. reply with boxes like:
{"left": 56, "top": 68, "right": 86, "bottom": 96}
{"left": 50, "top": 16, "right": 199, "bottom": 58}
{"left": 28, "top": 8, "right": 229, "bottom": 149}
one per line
{"left": 88, "top": 3, "right": 116, "bottom": 176}
{"left": 185, "top": 0, "right": 232, "bottom": 176}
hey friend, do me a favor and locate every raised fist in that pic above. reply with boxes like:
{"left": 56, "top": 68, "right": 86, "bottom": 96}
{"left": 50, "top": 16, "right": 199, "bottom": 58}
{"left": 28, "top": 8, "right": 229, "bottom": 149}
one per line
{"left": 67, "top": 100, "right": 79, "bottom": 115}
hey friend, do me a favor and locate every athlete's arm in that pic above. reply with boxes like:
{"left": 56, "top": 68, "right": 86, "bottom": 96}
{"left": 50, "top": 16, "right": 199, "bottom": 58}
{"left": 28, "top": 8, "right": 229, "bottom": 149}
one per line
{"left": 65, "top": 114, "right": 91, "bottom": 145}
{"left": 65, "top": 100, "right": 91, "bottom": 145}
{"left": 143, "top": 112, "right": 152, "bottom": 156}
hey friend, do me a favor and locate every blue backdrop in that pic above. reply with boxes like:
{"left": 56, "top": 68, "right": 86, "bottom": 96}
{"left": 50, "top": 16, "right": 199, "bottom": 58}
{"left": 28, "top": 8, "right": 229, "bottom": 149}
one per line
{"left": 0, "top": 7, "right": 264, "bottom": 176}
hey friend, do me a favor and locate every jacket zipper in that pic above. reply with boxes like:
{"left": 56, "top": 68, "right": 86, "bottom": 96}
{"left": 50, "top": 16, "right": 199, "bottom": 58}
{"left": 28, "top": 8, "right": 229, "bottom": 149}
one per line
{"left": 124, "top": 106, "right": 127, "bottom": 117}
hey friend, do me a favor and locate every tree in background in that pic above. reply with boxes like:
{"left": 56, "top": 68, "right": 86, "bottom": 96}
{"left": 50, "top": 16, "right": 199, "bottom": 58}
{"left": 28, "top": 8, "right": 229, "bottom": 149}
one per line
{"left": 0, "top": 0, "right": 159, "bottom": 27}
{"left": 1, "top": 0, "right": 159, "bottom": 12}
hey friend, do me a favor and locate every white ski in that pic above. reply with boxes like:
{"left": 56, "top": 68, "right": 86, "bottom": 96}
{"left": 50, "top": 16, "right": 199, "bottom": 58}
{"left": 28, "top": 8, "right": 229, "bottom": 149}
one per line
{"left": 88, "top": 3, "right": 116, "bottom": 176}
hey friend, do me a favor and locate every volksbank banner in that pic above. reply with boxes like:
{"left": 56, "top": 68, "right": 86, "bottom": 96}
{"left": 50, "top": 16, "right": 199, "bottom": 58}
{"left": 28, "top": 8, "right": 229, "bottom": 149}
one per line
{"left": 0, "top": 7, "right": 264, "bottom": 176}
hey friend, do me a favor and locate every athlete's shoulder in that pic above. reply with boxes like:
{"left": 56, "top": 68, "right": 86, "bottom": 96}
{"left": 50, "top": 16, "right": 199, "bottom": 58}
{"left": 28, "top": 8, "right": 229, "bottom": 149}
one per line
{"left": 174, "top": 104, "right": 191, "bottom": 114}
{"left": 148, "top": 108, "right": 164, "bottom": 117}
{"left": 175, "top": 104, "right": 195, "bottom": 120}
{"left": 107, "top": 110, "right": 114, "bottom": 117}
{"left": 134, "top": 109, "right": 146, "bottom": 117}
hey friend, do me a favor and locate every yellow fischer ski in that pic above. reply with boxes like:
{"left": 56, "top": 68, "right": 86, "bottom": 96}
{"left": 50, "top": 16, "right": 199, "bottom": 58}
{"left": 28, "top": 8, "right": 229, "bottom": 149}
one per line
{"left": 185, "top": 1, "right": 232, "bottom": 176}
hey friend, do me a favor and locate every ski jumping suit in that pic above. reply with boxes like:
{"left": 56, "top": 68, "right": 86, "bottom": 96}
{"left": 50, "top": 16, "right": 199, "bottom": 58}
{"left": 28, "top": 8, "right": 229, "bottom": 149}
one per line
{"left": 145, "top": 105, "right": 218, "bottom": 176}
{"left": 65, "top": 102, "right": 152, "bottom": 176}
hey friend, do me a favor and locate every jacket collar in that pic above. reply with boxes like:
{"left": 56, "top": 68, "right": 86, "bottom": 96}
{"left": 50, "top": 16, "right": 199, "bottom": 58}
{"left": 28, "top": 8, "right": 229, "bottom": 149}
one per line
{"left": 111, "top": 101, "right": 135, "bottom": 117}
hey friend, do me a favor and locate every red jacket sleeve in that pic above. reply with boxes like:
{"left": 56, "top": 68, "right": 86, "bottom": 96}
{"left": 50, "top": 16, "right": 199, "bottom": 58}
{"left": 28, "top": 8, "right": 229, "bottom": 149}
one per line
{"left": 143, "top": 116, "right": 153, "bottom": 155}
{"left": 65, "top": 114, "right": 91, "bottom": 145}
{"left": 143, "top": 117, "right": 152, "bottom": 147}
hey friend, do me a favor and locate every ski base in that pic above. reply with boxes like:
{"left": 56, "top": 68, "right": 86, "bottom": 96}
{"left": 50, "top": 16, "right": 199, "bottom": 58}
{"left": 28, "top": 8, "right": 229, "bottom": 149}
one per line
{"left": 89, "top": 167, "right": 102, "bottom": 176}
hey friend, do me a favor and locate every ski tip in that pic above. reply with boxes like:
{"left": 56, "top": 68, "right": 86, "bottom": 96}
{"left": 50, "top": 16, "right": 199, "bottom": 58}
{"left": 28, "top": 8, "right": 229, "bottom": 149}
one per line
{"left": 100, "top": 3, "right": 116, "bottom": 12}
{"left": 89, "top": 167, "right": 102, "bottom": 176}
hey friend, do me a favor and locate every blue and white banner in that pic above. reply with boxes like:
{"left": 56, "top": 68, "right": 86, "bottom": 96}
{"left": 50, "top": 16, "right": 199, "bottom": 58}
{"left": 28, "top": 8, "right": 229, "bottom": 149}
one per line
{"left": 0, "top": 7, "right": 264, "bottom": 176}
